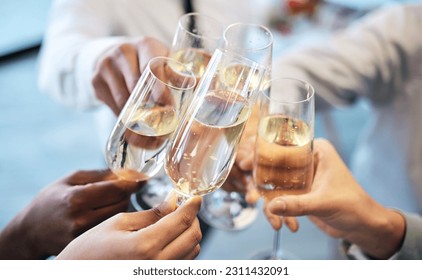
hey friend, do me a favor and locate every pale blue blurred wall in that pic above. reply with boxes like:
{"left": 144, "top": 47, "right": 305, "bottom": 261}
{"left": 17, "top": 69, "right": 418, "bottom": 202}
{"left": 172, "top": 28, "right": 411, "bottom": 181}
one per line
{"left": 0, "top": 0, "right": 102, "bottom": 230}
{"left": 0, "top": 0, "right": 53, "bottom": 56}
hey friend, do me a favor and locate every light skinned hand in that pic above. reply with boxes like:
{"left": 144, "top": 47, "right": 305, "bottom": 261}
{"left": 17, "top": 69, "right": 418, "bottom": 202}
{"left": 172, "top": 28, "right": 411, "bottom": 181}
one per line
{"left": 268, "top": 138, "right": 406, "bottom": 259}
{"left": 0, "top": 169, "right": 143, "bottom": 259}
{"left": 56, "top": 193, "right": 202, "bottom": 260}
{"left": 92, "top": 37, "right": 169, "bottom": 115}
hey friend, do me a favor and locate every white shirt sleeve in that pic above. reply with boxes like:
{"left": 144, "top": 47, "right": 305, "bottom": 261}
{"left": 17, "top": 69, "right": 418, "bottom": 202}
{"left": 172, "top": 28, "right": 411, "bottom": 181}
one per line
{"left": 272, "top": 3, "right": 422, "bottom": 110}
{"left": 37, "top": 0, "right": 131, "bottom": 110}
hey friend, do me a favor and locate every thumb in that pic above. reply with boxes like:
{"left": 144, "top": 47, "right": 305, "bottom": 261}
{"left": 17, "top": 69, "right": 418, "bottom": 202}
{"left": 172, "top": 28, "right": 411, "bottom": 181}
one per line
{"left": 126, "top": 190, "right": 178, "bottom": 230}
{"left": 268, "top": 193, "right": 317, "bottom": 217}
{"left": 151, "top": 189, "right": 178, "bottom": 217}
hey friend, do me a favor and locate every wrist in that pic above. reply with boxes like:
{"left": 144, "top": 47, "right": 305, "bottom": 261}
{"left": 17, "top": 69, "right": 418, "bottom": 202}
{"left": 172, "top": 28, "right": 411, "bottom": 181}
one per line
{"left": 0, "top": 209, "right": 46, "bottom": 259}
{"left": 348, "top": 205, "right": 405, "bottom": 259}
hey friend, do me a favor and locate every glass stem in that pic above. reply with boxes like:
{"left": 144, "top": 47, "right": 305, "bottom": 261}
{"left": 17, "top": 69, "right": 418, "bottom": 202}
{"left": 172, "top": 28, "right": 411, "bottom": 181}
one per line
{"left": 271, "top": 229, "right": 281, "bottom": 260}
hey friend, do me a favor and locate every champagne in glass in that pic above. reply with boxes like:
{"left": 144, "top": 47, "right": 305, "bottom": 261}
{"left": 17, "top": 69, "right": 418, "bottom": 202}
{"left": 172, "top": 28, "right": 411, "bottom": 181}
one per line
{"left": 170, "top": 48, "right": 212, "bottom": 81}
{"left": 105, "top": 57, "right": 196, "bottom": 183}
{"left": 199, "top": 22, "right": 274, "bottom": 231}
{"left": 252, "top": 77, "right": 315, "bottom": 260}
{"left": 255, "top": 115, "right": 313, "bottom": 200}
{"left": 166, "top": 90, "right": 250, "bottom": 197}
{"left": 165, "top": 49, "right": 265, "bottom": 205}
{"left": 169, "top": 12, "right": 223, "bottom": 81}
{"left": 106, "top": 104, "right": 179, "bottom": 182}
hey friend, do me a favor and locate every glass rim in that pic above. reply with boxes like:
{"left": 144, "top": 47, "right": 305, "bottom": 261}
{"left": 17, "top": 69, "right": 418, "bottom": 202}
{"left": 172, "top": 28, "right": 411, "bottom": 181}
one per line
{"left": 214, "top": 48, "right": 266, "bottom": 72}
{"left": 147, "top": 56, "right": 196, "bottom": 91}
{"left": 262, "top": 77, "right": 315, "bottom": 104}
{"left": 223, "top": 22, "right": 274, "bottom": 52}
{"left": 178, "top": 12, "right": 223, "bottom": 42}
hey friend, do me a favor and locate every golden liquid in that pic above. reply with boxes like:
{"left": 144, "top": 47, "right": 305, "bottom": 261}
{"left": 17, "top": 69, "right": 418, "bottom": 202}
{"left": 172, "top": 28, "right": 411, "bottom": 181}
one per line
{"left": 166, "top": 90, "right": 250, "bottom": 197}
{"left": 254, "top": 115, "right": 313, "bottom": 202}
{"left": 106, "top": 105, "right": 178, "bottom": 181}
{"left": 126, "top": 105, "right": 178, "bottom": 136}
{"left": 220, "top": 64, "right": 263, "bottom": 93}
{"left": 169, "top": 48, "right": 212, "bottom": 79}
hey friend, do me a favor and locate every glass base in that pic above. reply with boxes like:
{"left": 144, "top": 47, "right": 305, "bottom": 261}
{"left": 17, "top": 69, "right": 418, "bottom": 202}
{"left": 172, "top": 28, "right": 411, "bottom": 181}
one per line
{"left": 198, "top": 189, "right": 258, "bottom": 231}
{"left": 130, "top": 175, "right": 173, "bottom": 211}
{"left": 250, "top": 249, "right": 300, "bottom": 260}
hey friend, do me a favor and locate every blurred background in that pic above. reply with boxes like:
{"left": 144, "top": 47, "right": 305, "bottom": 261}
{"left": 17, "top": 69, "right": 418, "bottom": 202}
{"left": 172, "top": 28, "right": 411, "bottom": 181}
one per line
{"left": 0, "top": 0, "right": 418, "bottom": 259}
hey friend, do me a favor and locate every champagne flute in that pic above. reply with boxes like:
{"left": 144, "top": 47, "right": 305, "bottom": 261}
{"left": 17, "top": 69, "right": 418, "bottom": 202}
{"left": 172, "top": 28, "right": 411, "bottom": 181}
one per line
{"left": 105, "top": 57, "right": 195, "bottom": 183}
{"left": 131, "top": 13, "right": 224, "bottom": 210}
{"left": 170, "top": 12, "right": 223, "bottom": 82}
{"left": 199, "top": 23, "right": 273, "bottom": 231}
{"left": 165, "top": 48, "right": 265, "bottom": 205}
{"left": 253, "top": 77, "right": 315, "bottom": 260}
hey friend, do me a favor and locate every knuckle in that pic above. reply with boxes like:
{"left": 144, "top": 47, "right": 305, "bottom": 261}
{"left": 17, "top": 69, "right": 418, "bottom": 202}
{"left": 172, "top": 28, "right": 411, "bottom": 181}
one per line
{"left": 67, "top": 170, "right": 82, "bottom": 178}
{"left": 64, "top": 189, "right": 83, "bottom": 212}
{"left": 64, "top": 169, "right": 85, "bottom": 183}
{"left": 151, "top": 207, "right": 166, "bottom": 220}
{"left": 99, "top": 56, "right": 114, "bottom": 70}
{"left": 193, "top": 225, "right": 202, "bottom": 244}
{"left": 114, "top": 212, "right": 129, "bottom": 224}
{"left": 181, "top": 212, "right": 193, "bottom": 228}
{"left": 115, "top": 43, "right": 135, "bottom": 55}
{"left": 69, "top": 217, "right": 86, "bottom": 236}
{"left": 111, "top": 43, "right": 136, "bottom": 62}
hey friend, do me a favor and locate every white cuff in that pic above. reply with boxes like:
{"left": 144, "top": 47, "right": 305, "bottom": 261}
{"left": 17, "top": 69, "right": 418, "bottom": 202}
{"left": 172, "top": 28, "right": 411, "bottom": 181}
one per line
{"left": 342, "top": 240, "right": 398, "bottom": 260}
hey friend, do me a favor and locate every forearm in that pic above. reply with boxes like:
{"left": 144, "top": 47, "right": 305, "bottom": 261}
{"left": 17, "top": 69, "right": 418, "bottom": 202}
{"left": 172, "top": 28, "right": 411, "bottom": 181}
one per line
{"left": 346, "top": 205, "right": 405, "bottom": 259}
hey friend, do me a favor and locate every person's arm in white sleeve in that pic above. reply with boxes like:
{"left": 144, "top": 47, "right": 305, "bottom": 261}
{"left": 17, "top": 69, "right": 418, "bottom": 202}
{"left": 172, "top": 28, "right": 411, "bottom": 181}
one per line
{"left": 38, "top": 0, "right": 172, "bottom": 115}
{"left": 37, "top": 0, "right": 128, "bottom": 110}
{"left": 273, "top": 3, "right": 422, "bottom": 110}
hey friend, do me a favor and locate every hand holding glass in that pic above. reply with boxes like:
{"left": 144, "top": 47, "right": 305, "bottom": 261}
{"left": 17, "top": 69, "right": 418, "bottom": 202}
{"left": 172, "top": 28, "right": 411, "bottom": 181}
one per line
{"left": 253, "top": 77, "right": 315, "bottom": 260}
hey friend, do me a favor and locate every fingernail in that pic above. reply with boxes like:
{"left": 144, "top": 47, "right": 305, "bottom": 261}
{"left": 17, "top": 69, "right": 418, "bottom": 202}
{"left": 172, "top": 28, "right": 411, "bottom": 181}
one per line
{"left": 271, "top": 198, "right": 287, "bottom": 212}
{"left": 186, "top": 196, "right": 201, "bottom": 205}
